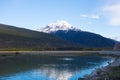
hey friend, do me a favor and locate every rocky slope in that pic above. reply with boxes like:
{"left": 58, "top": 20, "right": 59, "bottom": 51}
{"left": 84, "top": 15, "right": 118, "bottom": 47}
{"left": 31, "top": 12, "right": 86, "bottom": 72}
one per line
{"left": 114, "top": 43, "right": 120, "bottom": 50}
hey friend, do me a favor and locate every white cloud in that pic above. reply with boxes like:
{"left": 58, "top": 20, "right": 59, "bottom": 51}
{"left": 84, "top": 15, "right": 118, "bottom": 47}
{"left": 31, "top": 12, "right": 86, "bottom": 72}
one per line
{"left": 112, "top": 36, "right": 120, "bottom": 41}
{"left": 80, "top": 14, "right": 100, "bottom": 19}
{"left": 80, "top": 14, "right": 88, "bottom": 18}
{"left": 103, "top": 2, "right": 120, "bottom": 26}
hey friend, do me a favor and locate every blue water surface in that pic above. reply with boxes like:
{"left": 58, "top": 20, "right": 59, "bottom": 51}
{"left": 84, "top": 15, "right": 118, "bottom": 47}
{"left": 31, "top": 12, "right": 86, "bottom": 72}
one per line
{"left": 0, "top": 55, "right": 111, "bottom": 80}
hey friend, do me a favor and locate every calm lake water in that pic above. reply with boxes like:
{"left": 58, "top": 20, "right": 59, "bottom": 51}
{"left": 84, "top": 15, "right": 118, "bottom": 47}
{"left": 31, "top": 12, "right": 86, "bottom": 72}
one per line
{"left": 0, "top": 53, "right": 111, "bottom": 80}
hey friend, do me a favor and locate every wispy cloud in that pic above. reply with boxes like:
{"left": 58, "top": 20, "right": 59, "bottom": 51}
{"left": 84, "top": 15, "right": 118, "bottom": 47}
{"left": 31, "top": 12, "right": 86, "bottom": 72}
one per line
{"left": 102, "top": 1, "right": 120, "bottom": 26}
{"left": 80, "top": 14, "right": 100, "bottom": 19}
{"left": 112, "top": 36, "right": 120, "bottom": 41}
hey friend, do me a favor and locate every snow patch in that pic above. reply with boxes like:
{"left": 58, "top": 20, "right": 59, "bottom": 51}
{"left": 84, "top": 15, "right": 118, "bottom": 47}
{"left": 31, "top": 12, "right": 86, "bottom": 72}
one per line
{"left": 37, "top": 20, "right": 80, "bottom": 33}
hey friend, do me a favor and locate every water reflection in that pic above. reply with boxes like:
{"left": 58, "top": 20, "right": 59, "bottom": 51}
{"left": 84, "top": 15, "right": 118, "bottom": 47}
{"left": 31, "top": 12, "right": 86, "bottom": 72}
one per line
{"left": 35, "top": 64, "right": 74, "bottom": 80}
{"left": 58, "top": 58, "right": 74, "bottom": 61}
{"left": 0, "top": 54, "right": 110, "bottom": 80}
{"left": 34, "top": 61, "right": 108, "bottom": 80}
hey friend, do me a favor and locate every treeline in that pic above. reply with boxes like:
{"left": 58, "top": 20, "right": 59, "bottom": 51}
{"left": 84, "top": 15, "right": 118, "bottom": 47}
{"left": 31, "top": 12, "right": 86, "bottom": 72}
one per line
{"left": 0, "top": 47, "right": 113, "bottom": 51}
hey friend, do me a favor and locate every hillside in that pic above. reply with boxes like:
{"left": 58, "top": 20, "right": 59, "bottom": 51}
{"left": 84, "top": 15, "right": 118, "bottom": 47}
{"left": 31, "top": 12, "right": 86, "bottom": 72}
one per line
{"left": 38, "top": 20, "right": 115, "bottom": 49}
{"left": 0, "top": 24, "right": 80, "bottom": 50}
{"left": 52, "top": 30, "right": 115, "bottom": 48}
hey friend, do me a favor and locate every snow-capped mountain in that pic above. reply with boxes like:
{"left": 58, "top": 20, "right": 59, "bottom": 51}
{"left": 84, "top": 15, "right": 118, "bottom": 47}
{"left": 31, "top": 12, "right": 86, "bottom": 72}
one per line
{"left": 38, "top": 20, "right": 80, "bottom": 33}
{"left": 37, "top": 20, "right": 115, "bottom": 48}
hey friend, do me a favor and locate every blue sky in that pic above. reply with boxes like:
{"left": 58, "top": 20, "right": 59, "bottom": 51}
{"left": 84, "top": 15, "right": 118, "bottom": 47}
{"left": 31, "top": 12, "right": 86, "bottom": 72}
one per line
{"left": 0, "top": 0, "right": 120, "bottom": 41}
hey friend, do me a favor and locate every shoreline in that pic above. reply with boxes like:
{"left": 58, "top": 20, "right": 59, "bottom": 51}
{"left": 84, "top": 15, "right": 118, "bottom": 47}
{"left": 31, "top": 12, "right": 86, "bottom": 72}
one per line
{"left": 0, "top": 50, "right": 120, "bottom": 55}
{"left": 80, "top": 51, "right": 120, "bottom": 80}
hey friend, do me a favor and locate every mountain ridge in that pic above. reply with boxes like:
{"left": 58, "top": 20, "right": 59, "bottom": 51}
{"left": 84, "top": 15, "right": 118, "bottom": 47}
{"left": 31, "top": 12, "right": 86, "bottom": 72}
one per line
{"left": 0, "top": 23, "right": 81, "bottom": 50}
{"left": 38, "top": 20, "right": 115, "bottom": 48}
{"left": 38, "top": 20, "right": 80, "bottom": 33}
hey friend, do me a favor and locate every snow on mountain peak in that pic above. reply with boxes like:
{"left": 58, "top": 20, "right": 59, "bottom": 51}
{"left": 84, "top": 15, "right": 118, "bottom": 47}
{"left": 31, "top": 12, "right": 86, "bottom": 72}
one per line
{"left": 38, "top": 20, "right": 80, "bottom": 33}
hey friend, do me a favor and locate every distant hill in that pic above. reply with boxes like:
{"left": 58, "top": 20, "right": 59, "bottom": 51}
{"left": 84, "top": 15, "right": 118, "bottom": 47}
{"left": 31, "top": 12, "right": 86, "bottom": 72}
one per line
{"left": 0, "top": 24, "right": 80, "bottom": 50}
{"left": 52, "top": 30, "right": 115, "bottom": 48}
{"left": 38, "top": 20, "right": 115, "bottom": 49}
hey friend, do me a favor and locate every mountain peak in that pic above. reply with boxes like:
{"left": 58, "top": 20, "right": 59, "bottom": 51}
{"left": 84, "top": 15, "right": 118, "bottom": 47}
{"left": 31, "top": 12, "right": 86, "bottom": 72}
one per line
{"left": 38, "top": 20, "right": 80, "bottom": 33}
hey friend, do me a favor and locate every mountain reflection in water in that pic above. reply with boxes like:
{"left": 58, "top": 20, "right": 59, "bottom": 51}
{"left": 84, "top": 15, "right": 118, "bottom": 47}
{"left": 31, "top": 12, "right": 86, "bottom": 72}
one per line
{"left": 0, "top": 54, "right": 111, "bottom": 80}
